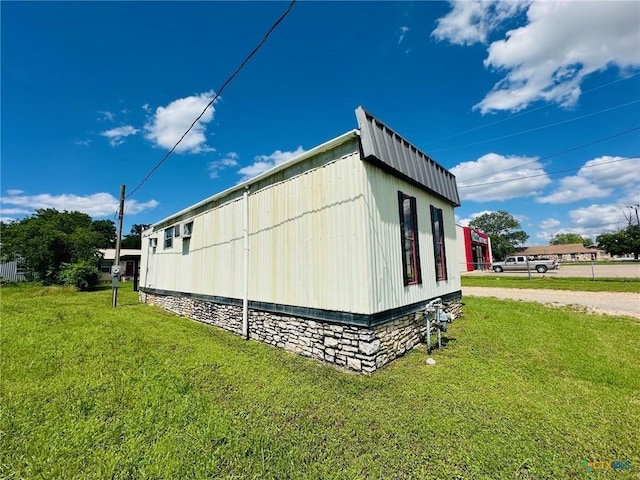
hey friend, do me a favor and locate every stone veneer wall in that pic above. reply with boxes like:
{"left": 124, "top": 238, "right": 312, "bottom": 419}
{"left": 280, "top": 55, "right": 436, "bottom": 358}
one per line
{"left": 139, "top": 291, "right": 463, "bottom": 373}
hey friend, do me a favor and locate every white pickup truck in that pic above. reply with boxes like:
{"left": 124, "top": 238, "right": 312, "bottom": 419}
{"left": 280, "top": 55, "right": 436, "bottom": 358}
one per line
{"left": 492, "top": 255, "right": 558, "bottom": 273}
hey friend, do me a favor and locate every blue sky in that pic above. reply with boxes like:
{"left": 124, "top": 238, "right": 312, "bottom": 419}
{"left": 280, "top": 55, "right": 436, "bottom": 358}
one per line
{"left": 2, "top": 1, "right": 639, "bottom": 244}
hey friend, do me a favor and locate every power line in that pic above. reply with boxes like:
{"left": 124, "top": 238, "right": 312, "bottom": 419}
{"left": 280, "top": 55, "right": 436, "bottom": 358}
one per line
{"left": 429, "top": 99, "right": 640, "bottom": 153}
{"left": 126, "top": 0, "right": 297, "bottom": 200}
{"left": 458, "top": 156, "right": 639, "bottom": 190}
{"left": 460, "top": 126, "right": 640, "bottom": 183}
{"left": 419, "top": 72, "right": 640, "bottom": 148}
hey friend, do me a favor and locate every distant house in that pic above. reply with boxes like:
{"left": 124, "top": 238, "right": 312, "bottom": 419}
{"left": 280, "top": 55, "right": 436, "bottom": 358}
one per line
{"left": 518, "top": 243, "right": 608, "bottom": 262}
{"left": 456, "top": 225, "right": 492, "bottom": 272}
{"left": 99, "top": 249, "right": 142, "bottom": 281}
{"left": 140, "top": 107, "right": 462, "bottom": 373}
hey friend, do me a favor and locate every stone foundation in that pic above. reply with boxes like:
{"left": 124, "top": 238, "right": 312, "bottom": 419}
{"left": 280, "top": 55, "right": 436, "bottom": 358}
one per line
{"left": 139, "top": 290, "right": 462, "bottom": 373}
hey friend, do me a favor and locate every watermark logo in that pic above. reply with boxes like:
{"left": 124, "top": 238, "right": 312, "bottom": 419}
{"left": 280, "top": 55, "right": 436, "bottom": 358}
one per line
{"left": 581, "top": 460, "right": 631, "bottom": 472}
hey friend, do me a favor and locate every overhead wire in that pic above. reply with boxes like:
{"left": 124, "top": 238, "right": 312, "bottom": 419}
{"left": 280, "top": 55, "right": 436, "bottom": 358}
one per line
{"left": 419, "top": 71, "right": 640, "bottom": 148}
{"left": 429, "top": 98, "right": 640, "bottom": 153}
{"left": 458, "top": 155, "right": 639, "bottom": 190}
{"left": 125, "top": 0, "right": 297, "bottom": 200}
{"left": 459, "top": 126, "right": 640, "bottom": 183}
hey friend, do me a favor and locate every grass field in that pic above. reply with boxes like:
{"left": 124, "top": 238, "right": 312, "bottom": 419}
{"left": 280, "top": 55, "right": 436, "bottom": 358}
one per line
{"left": 461, "top": 275, "right": 640, "bottom": 292}
{"left": 1, "top": 283, "right": 639, "bottom": 479}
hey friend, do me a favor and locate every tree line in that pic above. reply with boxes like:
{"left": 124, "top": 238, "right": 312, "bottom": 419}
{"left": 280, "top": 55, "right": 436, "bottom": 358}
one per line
{"left": 0, "top": 209, "right": 148, "bottom": 288}
{"left": 1, "top": 208, "right": 638, "bottom": 288}
{"left": 469, "top": 211, "right": 640, "bottom": 260}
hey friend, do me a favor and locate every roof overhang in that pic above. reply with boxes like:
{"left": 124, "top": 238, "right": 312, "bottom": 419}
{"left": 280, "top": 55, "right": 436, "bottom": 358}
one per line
{"left": 356, "top": 106, "right": 460, "bottom": 206}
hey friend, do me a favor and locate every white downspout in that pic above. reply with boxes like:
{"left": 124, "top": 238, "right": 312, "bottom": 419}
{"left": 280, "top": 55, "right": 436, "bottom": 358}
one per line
{"left": 242, "top": 188, "right": 250, "bottom": 340}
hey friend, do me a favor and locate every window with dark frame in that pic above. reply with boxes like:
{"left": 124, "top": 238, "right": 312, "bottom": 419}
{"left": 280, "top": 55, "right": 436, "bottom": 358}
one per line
{"left": 398, "top": 191, "right": 422, "bottom": 286}
{"left": 164, "top": 228, "right": 173, "bottom": 249}
{"left": 430, "top": 205, "right": 448, "bottom": 281}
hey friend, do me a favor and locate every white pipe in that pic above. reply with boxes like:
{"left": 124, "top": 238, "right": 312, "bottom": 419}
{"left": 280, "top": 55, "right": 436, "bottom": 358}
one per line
{"left": 242, "top": 188, "right": 250, "bottom": 339}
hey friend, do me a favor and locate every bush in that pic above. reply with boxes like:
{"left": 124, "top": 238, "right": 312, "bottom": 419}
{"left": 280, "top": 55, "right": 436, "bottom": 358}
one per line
{"left": 59, "top": 261, "right": 101, "bottom": 291}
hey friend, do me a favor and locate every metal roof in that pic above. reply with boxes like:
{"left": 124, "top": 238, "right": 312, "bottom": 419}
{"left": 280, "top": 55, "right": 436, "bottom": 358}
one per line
{"left": 355, "top": 106, "right": 460, "bottom": 206}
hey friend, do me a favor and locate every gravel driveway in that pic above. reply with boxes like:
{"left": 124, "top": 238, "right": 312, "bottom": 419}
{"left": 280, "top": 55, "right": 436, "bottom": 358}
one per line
{"left": 462, "top": 287, "right": 640, "bottom": 319}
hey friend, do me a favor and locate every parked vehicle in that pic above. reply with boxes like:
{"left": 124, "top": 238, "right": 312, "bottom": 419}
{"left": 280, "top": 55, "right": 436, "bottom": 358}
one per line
{"left": 492, "top": 255, "right": 558, "bottom": 273}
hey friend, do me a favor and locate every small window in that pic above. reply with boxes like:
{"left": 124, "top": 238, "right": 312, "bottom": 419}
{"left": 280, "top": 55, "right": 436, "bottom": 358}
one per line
{"left": 183, "top": 221, "right": 193, "bottom": 237}
{"left": 398, "top": 192, "right": 421, "bottom": 286}
{"left": 431, "top": 206, "right": 448, "bottom": 281}
{"left": 100, "top": 261, "right": 111, "bottom": 273}
{"left": 164, "top": 228, "right": 174, "bottom": 249}
{"left": 150, "top": 237, "right": 158, "bottom": 254}
{"left": 174, "top": 224, "right": 181, "bottom": 238}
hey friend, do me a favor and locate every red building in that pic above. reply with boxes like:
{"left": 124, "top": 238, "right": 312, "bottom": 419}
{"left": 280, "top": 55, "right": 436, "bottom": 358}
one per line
{"left": 457, "top": 226, "right": 492, "bottom": 272}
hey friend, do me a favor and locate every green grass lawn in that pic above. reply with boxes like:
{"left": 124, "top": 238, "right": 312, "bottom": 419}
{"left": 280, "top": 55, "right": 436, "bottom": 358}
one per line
{"left": 461, "top": 275, "right": 640, "bottom": 292}
{"left": 1, "top": 283, "right": 639, "bottom": 479}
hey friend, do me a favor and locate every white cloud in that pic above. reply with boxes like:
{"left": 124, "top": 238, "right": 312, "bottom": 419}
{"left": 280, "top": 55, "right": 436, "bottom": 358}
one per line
{"left": 535, "top": 217, "right": 562, "bottom": 241}
{"left": 144, "top": 91, "right": 216, "bottom": 154}
{"left": 398, "top": 26, "right": 409, "bottom": 45}
{"left": 456, "top": 209, "right": 493, "bottom": 227}
{"left": 451, "top": 152, "right": 550, "bottom": 201}
{"left": 75, "top": 139, "right": 92, "bottom": 147}
{"left": 237, "top": 146, "right": 306, "bottom": 181}
{"left": 97, "top": 110, "right": 116, "bottom": 121}
{"left": 432, "top": 1, "right": 529, "bottom": 46}
{"left": 537, "top": 156, "right": 638, "bottom": 204}
{"left": 568, "top": 203, "right": 635, "bottom": 236}
{"left": 101, "top": 125, "right": 139, "bottom": 146}
{"left": 433, "top": 1, "right": 640, "bottom": 113}
{"left": 0, "top": 192, "right": 158, "bottom": 218}
{"left": 6, "top": 189, "right": 24, "bottom": 195}
{"left": 208, "top": 152, "right": 239, "bottom": 179}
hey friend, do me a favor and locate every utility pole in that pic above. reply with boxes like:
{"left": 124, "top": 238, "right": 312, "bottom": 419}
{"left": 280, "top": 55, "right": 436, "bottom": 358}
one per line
{"left": 628, "top": 204, "right": 640, "bottom": 226}
{"left": 112, "top": 184, "right": 126, "bottom": 307}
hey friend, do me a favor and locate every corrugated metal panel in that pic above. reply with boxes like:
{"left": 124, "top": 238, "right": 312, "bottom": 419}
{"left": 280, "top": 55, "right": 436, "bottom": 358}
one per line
{"left": 248, "top": 147, "right": 370, "bottom": 313}
{"left": 356, "top": 106, "right": 461, "bottom": 207}
{"left": 141, "top": 139, "right": 374, "bottom": 314}
{"left": 362, "top": 162, "right": 461, "bottom": 313}
{"left": 0, "top": 261, "right": 27, "bottom": 282}
{"left": 152, "top": 130, "right": 360, "bottom": 231}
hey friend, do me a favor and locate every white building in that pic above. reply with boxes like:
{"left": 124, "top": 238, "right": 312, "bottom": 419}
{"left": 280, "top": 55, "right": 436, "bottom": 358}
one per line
{"left": 140, "top": 107, "right": 462, "bottom": 372}
{"left": 99, "top": 249, "right": 142, "bottom": 281}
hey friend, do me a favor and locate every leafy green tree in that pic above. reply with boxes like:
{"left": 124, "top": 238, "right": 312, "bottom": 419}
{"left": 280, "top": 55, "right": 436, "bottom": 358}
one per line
{"left": 468, "top": 210, "right": 529, "bottom": 261}
{"left": 0, "top": 209, "right": 105, "bottom": 283}
{"left": 120, "top": 224, "right": 150, "bottom": 249}
{"left": 92, "top": 219, "right": 117, "bottom": 248}
{"left": 549, "top": 233, "right": 592, "bottom": 246}
{"left": 60, "top": 260, "right": 101, "bottom": 291}
{"left": 596, "top": 225, "right": 640, "bottom": 260}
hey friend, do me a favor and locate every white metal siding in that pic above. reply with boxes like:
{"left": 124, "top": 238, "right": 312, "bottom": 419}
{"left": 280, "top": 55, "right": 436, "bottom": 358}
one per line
{"left": 362, "top": 162, "right": 461, "bottom": 313}
{"left": 141, "top": 144, "right": 373, "bottom": 314}
{"left": 248, "top": 150, "right": 370, "bottom": 313}
{"left": 0, "top": 261, "right": 26, "bottom": 282}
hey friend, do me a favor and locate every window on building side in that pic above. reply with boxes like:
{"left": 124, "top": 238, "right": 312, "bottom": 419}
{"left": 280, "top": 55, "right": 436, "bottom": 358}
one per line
{"left": 398, "top": 192, "right": 421, "bottom": 286}
{"left": 431, "top": 206, "right": 447, "bottom": 281}
{"left": 164, "top": 228, "right": 173, "bottom": 249}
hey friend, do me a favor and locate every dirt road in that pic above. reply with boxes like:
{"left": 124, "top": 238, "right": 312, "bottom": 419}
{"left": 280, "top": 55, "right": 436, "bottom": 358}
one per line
{"left": 462, "top": 287, "right": 640, "bottom": 319}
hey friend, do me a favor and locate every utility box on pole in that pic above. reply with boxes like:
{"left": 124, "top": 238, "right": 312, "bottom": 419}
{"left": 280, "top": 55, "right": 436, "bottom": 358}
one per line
{"left": 112, "top": 184, "right": 126, "bottom": 307}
